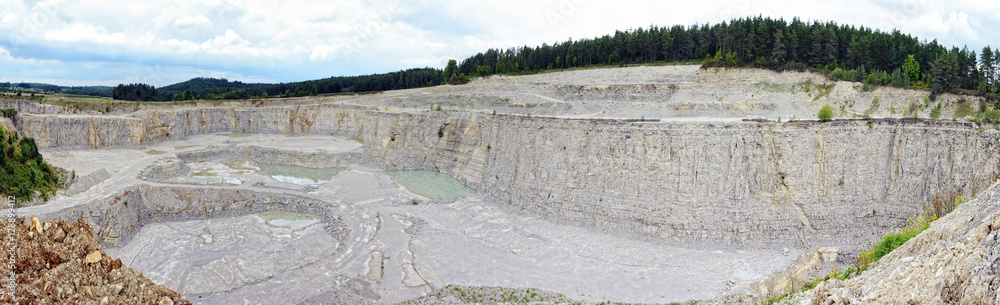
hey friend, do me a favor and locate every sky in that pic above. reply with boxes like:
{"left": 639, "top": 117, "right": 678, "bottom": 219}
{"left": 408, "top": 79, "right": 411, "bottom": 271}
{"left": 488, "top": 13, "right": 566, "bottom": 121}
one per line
{"left": 0, "top": 0, "right": 998, "bottom": 87}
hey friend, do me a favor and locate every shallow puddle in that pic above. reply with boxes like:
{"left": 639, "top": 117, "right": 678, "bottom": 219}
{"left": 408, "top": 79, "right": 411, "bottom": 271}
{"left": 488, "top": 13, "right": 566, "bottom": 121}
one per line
{"left": 258, "top": 210, "right": 321, "bottom": 230}
{"left": 258, "top": 164, "right": 343, "bottom": 185}
{"left": 388, "top": 170, "right": 476, "bottom": 201}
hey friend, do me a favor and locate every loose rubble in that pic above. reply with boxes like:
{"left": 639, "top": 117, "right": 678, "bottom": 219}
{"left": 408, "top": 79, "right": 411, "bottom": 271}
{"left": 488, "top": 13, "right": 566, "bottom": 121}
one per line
{"left": 0, "top": 216, "right": 191, "bottom": 305}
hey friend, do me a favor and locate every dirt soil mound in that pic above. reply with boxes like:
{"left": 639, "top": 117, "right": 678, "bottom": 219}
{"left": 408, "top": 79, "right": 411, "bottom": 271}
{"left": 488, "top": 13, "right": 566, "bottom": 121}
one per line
{"left": 1, "top": 216, "right": 191, "bottom": 305}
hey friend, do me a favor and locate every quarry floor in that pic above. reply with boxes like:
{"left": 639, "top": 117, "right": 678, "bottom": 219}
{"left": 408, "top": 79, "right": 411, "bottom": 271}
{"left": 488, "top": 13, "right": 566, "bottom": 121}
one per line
{"left": 18, "top": 132, "right": 801, "bottom": 304}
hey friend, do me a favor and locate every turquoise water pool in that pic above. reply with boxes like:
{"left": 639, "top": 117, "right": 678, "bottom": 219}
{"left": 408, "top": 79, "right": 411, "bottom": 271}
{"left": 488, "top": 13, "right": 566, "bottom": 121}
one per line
{"left": 387, "top": 170, "right": 476, "bottom": 201}
{"left": 258, "top": 164, "right": 344, "bottom": 185}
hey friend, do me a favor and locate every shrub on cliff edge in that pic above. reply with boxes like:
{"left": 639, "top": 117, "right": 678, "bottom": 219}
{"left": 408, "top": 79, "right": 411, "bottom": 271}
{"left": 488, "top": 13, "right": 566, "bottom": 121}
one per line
{"left": 0, "top": 126, "right": 59, "bottom": 204}
{"left": 818, "top": 104, "right": 833, "bottom": 121}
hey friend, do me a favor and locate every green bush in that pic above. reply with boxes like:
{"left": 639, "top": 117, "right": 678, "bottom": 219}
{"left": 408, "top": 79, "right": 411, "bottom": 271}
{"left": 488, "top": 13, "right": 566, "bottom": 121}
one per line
{"left": 0, "top": 126, "right": 59, "bottom": 205}
{"left": 858, "top": 213, "right": 934, "bottom": 270}
{"left": 929, "top": 103, "right": 942, "bottom": 119}
{"left": 818, "top": 104, "right": 833, "bottom": 121}
{"left": 985, "top": 109, "right": 1000, "bottom": 123}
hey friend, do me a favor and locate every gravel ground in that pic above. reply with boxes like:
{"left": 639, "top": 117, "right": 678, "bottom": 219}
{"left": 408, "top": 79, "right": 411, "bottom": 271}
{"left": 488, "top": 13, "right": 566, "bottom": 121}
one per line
{"left": 0, "top": 217, "right": 191, "bottom": 304}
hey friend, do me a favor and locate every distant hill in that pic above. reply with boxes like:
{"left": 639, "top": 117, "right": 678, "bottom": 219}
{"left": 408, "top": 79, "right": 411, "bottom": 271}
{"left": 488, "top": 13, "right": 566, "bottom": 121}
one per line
{"left": 158, "top": 77, "right": 272, "bottom": 92}
{"left": 154, "top": 67, "right": 444, "bottom": 101}
{"left": 1, "top": 82, "right": 112, "bottom": 97}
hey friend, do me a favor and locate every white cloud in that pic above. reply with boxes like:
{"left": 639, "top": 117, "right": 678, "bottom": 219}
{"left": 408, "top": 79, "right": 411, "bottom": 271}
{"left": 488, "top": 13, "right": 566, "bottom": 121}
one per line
{"left": 203, "top": 29, "right": 248, "bottom": 48}
{"left": 0, "top": 0, "right": 999, "bottom": 87}
{"left": 44, "top": 22, "right": 128, "bottom": 45}
{"left": 309, "top": 45, "right": 331, "bottom": 62}
{"left": 172, "top": 14, "right": 213, "bottom": 28}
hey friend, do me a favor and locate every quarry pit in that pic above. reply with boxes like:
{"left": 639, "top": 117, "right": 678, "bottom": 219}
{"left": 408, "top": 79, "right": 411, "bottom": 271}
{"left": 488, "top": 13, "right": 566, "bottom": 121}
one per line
{"left": 10, "top": 65, "right": 1000, "bottom": 304}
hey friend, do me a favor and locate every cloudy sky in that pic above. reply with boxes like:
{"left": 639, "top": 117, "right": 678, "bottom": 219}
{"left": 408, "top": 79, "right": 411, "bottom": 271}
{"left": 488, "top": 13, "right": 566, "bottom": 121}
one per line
{"left": 0, "top": 0, "right": 997, "bottom": 87}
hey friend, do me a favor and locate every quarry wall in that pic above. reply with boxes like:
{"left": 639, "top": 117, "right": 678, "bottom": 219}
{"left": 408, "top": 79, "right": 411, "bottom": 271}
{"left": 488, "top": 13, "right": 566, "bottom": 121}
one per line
{"left": 40, "top": 184, "right": 349, "bottom": 248}
{"left": 17, "top": 103, "right": 1000, "bottom": 246}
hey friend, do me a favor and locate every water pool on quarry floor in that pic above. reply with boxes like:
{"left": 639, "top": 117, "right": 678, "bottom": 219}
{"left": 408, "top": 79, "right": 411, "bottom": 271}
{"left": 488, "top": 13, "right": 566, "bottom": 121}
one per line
{"left": 388, "top": 170, "right": 476, "bottom": 201}
{"left": 258, "top": 164, "right": 344, "bottom": 185}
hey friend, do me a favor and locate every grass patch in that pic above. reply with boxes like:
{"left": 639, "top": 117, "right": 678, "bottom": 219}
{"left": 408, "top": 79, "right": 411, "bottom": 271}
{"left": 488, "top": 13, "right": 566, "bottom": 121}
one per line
{"left": 51, "top": 94, "right": 108, "bottom": 100}
{"left": 349, "top": 138, "right": 364, "bottom": 144}
{"left": 954, "top": 99, "right": 975, "bottom": 119}
{"left": 905, "top": 101, "right": 921, "bottom": 117}
{"left": 811, "top": 83, "right": 835, "bottom": 101}
{"left": 766, "top": 194, "right": 964, "bottom": 304}
{"left": 929, "top": 101, "right": 943, "bottom": 120}
{"left": 753, "top": 81, "right": 800, "bottom": 93}
{"left": 864, "top": 97, "right": 880, "bottom": 117}
{"left": 145, "top": 149, "right": 166, "bottom": 155}
{"left": 857, "top": 212, "right": 936, "bottom": 269}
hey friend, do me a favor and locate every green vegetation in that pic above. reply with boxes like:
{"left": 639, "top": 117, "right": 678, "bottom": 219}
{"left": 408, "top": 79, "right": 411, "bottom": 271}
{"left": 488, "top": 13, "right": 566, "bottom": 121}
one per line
{"left": 0, "top": 126, "right": 60, "bottom": 204}
{"left": 442, "top": 59, "right": 467, "bottom": 84}
{"left": 929, "top": 102, "right": 943, "bottom": 119}
{"left": 768, "top": 194, "right": 964, "bottom": 304}
{"left": 457, "top": 17, "right": 999, "bottom": 106}
{"left": 112, "top": 83, "right": 158, "bottom": 101}
{"left": 145, "top": 68, "right": 445, "bottom": 101}
{"left": 818, "top": 104, "right": 833, "bottom": 121}
{"left": 955, "top": 98, "right": 976, "bottom": 119}
{"left": 1, "top": 82, "right": 112, "bottom": 98}
{"left": 857, "top": 210, "right": 942, "bottom": 270}
{"left": 811, "top": 83, "right": 835, "bottom": 101}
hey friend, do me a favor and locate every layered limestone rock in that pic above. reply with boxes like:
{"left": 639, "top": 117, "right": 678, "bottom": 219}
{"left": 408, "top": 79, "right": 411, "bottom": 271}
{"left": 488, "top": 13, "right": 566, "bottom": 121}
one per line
{"left": 368, "top": 114, "right": 1000, "bottom": 247}
{"left": 17, "top": 114, "right": 145, "bottom": 148}
{"left": 40, "top": 184, "right": 349, "bottom": 248}
{"left": 791, "top": 179, "right": 1000, "bottom": 304}
{"left": 66, "top": 168, "right": 111, "bottom": 196}
{"left": 19, "top": 103, "right": 999, "bottom": 248}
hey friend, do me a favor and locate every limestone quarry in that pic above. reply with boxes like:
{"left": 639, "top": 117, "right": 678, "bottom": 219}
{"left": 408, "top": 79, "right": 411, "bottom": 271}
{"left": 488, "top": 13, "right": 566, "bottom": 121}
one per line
{"left": 5, "top": 65, "right": 1000, "bottom": 304}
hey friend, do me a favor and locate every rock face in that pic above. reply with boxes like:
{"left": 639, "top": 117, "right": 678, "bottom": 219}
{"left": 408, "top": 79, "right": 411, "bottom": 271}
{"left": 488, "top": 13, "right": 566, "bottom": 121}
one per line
{"left": 10, "top": 66, "right": 1000, "bottom": 248}
{"left": 0, "top": 217, "right": 192, "bottom": 305}
{"left": 66, "top": 168, "right": 111, "bottom": 196}
{"left": 792, "top": 179, "right": 1000, "bottom": 304}
{"left": 377, "top": 115, "right": 1000, "bottom": 246}
{"left": 14, "top": 103, "right": 1000, "bottom": 247}
{"left": 40, "top": 184, "right": 349, "bottom": 248}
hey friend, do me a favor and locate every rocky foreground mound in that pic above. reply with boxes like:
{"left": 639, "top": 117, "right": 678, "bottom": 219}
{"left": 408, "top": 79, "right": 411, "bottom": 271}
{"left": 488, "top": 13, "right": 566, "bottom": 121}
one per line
{"left": 0, "top": 216, "right": 190, "bottom": 305}
{"left": 791, "top": 181, "right": 1000, "bottom": 304}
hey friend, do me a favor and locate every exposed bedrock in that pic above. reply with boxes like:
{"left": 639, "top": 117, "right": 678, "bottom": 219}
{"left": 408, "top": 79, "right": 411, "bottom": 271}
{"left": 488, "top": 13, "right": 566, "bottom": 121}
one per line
{"left": 38, "top": 183, "right": 349, "bottom": 249}
{"left": 19, "top": 104, "right": 1000, "bottom": 246}
{"left": 368, "top": 114, "right": 1000, "bottom": 247}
